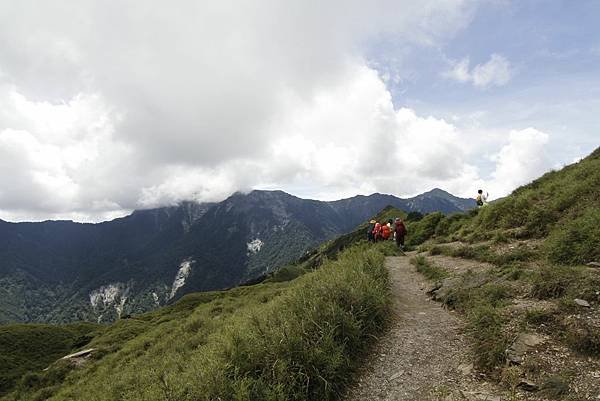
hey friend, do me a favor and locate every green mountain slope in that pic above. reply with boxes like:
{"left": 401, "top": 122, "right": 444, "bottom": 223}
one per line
{"left": 3, "top": 147, "right": 599, "bottom": 401}
{"left": 0, "top": 323, "right": 99, "bottom": 396}
{"left": 0, "top": 189, "right": 474, "bottom": 325}
{"left": 1, "top": 244, "right": 389, "bottom": 401}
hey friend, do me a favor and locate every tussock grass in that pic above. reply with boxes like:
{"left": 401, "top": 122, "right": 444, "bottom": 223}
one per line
{"left": 530, "top": 265, "right": 600, "bottom": 302}
{"left": 410, "top": 256, "right": 448, "bottom": 281}
{"left": 436, "top": 275, "right": 512, "bottom": 371}
{"left": 564, "top": 320, "right": 600, "bottom": 357}
{"left": 545, "top": 208, "right": 600, "bottom": 265}
{"left": 428, "top": 243, "right": 536, "bottom": 267}
{"left": 6, "top": 246, "right": 390, "bottom": 401}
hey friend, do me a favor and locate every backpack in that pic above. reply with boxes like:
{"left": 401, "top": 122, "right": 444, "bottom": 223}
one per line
{"left": 476, "top": 194, "right": 483, "bottom": 206}
{"left": 395, "top": 221, "right": 406, "bottom": 236}
{"left": 381, "top": 224, "right": 391, "bottom": 239}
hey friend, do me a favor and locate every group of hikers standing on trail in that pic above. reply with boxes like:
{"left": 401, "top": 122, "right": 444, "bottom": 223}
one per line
{"left": 367, "top": 218, "right": 407, "bottom": 250}
{"left": 365, "top": 189, "right": 488, "bottom": 250}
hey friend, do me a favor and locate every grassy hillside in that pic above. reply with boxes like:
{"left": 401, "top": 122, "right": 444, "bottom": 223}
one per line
{"left": 4, "top": 147, "right": 598, "bottom": 400}
{"left": 403, "top": 147, "right": 600, "bottom": 261}
{"left": 2, "top": 244, "right": 390, "bottom": 401}
{"left": 402, "top": 147, "right": 600, "bottom": 398}
{"left": 0, "top": 323, "right": 99, "bottom": 396}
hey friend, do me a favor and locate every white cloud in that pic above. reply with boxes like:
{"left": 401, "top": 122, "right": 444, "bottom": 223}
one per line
{"left": 3, "top": 1, "right": 530, "bottom": 222}
{"left": 139, "top": 66, "right": 484, "bottom": 206}
{"left": 444, "top": 53, "right": 513, "bottom": 88}
{"left": 0, "top": 0, "right": 482, "bottom": 220}
{"left": 486, "top": 127, "right": 551, "bottom": 197}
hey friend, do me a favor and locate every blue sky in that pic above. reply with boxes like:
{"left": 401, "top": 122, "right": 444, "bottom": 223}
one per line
{"left": 370, "top": 0, "right": 600, "bottom": 175}
{"left": 0, "top": 1, "right": 598, "bottom": 221}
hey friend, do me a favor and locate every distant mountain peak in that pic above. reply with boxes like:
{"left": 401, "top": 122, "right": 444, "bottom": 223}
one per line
{"left": 421, "top": 188, "right": 452, "bottom": 196}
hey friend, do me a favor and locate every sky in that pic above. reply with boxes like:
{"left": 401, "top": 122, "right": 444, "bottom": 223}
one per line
{"left": 0, "top": 0, "right": 598, "bottom": 222}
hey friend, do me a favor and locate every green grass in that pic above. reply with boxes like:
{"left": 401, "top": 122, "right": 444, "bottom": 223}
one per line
{"left": 461, "top": 149, "right": 600, "bottom": 260}
{"left": 428, "top": 243, "right": 536, "bottom": 267}
{"left": 564, "top": 319, "right": 600, "bottom": 357}
{"left": 412, "top": 148, "right": 600, "bottom": 268}
{"left": 410, "top": 256, "right": 448, "bottom": 281}
{"left": 0, "top": 323, "right": 100, "bottom": 396}
{"left": 466, "top": 304, "right": 510, "bottom": 371}
{"left": 545, "top": 207, "right": 600, "bottom": 265}
{"left": 433, "top": 272, "right": 512, "bottom": 371}
{"left": 4, "top": 245, "right": 390, "bottom": 401}
{"left": 405, "top": 212, "right": 444, "bottom": 246}
{"left": 530, "top": 265, "right": 600, "bottom": 301}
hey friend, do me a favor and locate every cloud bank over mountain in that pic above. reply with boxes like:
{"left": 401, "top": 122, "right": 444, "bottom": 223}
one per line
{"left": 0, "top": 1, "right": 564, "bottom": 221}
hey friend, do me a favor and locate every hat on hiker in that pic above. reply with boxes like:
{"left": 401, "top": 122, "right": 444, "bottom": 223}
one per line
{"left": 369, "top": 219, "right": 376, "bottom": 224}
{"left": 395, "top": 217, "right": 400, "bottom": 221}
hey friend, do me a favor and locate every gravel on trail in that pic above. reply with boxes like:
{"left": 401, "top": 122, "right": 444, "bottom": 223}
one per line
{"left": 344, "top": 254, "right": 503, "bottom": 401}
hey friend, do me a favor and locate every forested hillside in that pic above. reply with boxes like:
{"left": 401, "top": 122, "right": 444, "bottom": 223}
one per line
{"left": 0, "top": 189, "right": 473, "bottom": 324}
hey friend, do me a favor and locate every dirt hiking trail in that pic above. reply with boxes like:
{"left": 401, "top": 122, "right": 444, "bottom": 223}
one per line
{"left": 345, "top": 254, "right": 503, "bottom": 401}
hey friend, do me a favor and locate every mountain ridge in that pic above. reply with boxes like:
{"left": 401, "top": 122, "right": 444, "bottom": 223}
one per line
{"left": 0, "top": 188, "right": 475, "bottom": 324}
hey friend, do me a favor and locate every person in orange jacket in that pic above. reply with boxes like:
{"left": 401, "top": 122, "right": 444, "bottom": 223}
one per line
{"left": 381, "top": 222, "right": 391, "bottom": 240}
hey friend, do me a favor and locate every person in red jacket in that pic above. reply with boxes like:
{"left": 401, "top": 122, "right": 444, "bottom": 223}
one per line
{"left": 373, "top": 222, "right": 382, "bottom": 242}
{"left": 394, "top": 218, "right": 407, "bottom": 250}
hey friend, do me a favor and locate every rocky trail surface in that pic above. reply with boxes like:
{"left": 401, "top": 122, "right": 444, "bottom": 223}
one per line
{"left": 344, "top": 254, "right": 503, "bottom": 401}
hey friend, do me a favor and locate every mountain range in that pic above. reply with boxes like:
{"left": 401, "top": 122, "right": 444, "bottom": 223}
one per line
{"left": 0, "top": 188, "right": 475, "bottom": 324}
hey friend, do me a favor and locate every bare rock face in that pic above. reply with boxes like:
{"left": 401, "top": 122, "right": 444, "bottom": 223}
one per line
{"left": 506, "top": 333, "right": 545, "bottom": 364}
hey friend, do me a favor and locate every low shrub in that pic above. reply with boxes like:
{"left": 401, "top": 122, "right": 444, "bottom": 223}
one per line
{"left": 525, "top": 309, "right": 556, "bottom": 327}
{"left": 530, "top": 265, "right": 583, "bottom": 299}
{"left": 428, "top": 245, "right": 444, "bottom": 256}
{"left": 564, "top": 320, "right": 600, "bottom": 357}
{"left": 492, "top": 232, "right": 510, "bottom": 244}
{"left": 406, "top": 212, "right": 444, "bottom": 246}
{"left": 466, "top": 305, "right": 509, "bottom": 371}
{"left": 540, "top": 375, "right": 571, "bottom": 399}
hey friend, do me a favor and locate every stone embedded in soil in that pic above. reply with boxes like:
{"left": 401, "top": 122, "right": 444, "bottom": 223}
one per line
{"left": 506, "top": 333, "right": 545, "bottom": 364}
{"left": 389, "top": 371, "right": 404, "bottom": 381}
{"left": 518, "top": 379, "right": 539, "bottom": 392}
{"left": 458, "top": 363, "right": 473, "bottom": 375}
{"left": 574, "top": 298, "right": 591, "bottom": 307}
{"left": 586, "top": 261, "right": 600, "bottom": 268}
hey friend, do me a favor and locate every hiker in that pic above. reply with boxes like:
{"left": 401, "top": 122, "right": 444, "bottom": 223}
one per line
{"left": 381, "top": 222, "right": 391, "bottom": 241}
{"left": 476, "top": 189, "right": 489, "bottom": 207}
{"left": 387, "top": 219, "right": 394, "bottom": 240}
{"left": 394, "top": 218, "right": 407, "bottom": 250}
{"left": 367, "top": 220, "right": 376, "bottom": 242}
{"left": 373, "top": 222, "right": 382, "bottom": 242}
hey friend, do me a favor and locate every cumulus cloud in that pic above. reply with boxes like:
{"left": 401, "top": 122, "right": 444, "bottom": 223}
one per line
{"left": 486, "top": 127, "right": 551, "bottom": 197}
{"left": 0, "top": 0, "right": 484, "bottom": 221}
{"left": 5, "top": 1, "right": 552, "bottom": 222}
{"left": 444, "top": 54, "right": 513, "bottom": 88}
